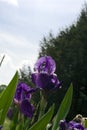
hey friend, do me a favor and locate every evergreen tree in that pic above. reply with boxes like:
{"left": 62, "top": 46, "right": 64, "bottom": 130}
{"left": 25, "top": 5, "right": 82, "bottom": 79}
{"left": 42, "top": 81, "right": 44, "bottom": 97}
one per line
{"left": 39, "top": 4, "right": 87, "bottom": 119}
{"left": 19, "top": 65, "right": 33, "bottom": 86}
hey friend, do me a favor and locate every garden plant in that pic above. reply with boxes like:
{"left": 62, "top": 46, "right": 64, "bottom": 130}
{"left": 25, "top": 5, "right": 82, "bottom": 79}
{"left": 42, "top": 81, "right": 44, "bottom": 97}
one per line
{"left": 0, "top": 56, "right": 87, "bottom": 130}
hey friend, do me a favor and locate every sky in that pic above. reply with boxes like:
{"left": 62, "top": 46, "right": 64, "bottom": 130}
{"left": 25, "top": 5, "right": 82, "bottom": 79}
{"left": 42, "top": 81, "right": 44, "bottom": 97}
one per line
{"left": 0, "top": 0, "right": 86, "bottom": 85}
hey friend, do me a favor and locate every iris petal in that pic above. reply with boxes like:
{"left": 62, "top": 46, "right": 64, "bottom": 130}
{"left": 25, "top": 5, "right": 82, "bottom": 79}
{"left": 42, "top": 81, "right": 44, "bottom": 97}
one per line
{"left": 20, "top": 99, "right": 34, "bottom": 118}
{"left": 14, "top": 82, "right": 35, "bottom": 118}
{"left": 34, "top": 56, "right": 56, "bottom": 74}
{"left": 59, "top": 120, "right": 85, "bottom": 130}
{"left": 32, "top": 73, "right": 61, "bottom": 89}
{"left": 14, "top": 82, "right": 31, "bottom": 102}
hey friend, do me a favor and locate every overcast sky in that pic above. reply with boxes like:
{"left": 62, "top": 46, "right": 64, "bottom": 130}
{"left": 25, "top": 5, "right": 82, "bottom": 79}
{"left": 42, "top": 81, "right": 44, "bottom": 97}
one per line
{"left": 0, "top": 0, "right": 86, "bottom": 85}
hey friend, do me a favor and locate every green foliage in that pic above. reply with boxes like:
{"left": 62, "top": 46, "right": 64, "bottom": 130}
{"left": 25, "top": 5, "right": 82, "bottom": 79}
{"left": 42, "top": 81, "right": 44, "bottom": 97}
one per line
{"left": 19, "top": 65, "right": 33, "bottom": 86}
{"left": 39, "top": 3, "right": 87, "bottom": 118}
{"left": 0, "top": 3, "right": 87, "bottom": 130}
{"left": 85, "top": 119, "right": 87, "bottom": 128}
{"left": 0, "top": 85, "right": 6, "bottom": 93}
{"left": 0, "top": 72, "right": 18, "bottom": 125}
{"left": 0, "top": 55, "right": 5, "bottom": 67}
{"left": 52, "top": 84, "right": 73, "bottom": 130}
{"left": 9, "top": 110, "right": 19, "bottom": 130}
{"left": 29, "top": 105, "right": 54, "bottom": 130}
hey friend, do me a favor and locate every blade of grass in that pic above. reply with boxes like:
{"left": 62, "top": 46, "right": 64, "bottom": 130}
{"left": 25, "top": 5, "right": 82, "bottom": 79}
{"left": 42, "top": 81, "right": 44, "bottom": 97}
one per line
{"left": 52, "top": 84, "right": 73, "bottom": 130}
{"left": 29, "top": 105, "right": 54, "bottom": 130}
{"left": 0, "top": 71, "right": 18, "bottom": 125}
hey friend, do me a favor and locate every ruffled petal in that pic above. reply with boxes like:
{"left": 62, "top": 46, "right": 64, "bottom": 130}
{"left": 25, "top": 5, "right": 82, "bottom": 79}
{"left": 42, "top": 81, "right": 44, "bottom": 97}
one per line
{"left": 34, "top": 56, "right": 56, "bottom": 74}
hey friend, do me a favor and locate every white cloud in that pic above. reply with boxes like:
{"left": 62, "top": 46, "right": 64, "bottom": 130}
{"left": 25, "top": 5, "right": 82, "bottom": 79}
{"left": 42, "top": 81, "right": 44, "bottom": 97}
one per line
{"left": 0, "top": 32, "right": 26, "bottom": 47}
{"left": 0, "top": 53, "right": 16, "bottom": 70}
{"left": 0, "top": 0, "right": 18, "bottom": 7}
{"left": 0, "top": 53, "right": 17, "bottom": 85}
{"left": 18, "top": 60, "right": 33, "bottom": 70}
{"left": 0, "top": 32, "right": 39, "bottom": 50}
{"left": 0, "top": 52, "right": 37, "bottom": 85}
{"left": 0, "top": 0, "right": 85, "bottom": 85}
{"left": 18, "top": 0, "right": 83, "bottom": 13}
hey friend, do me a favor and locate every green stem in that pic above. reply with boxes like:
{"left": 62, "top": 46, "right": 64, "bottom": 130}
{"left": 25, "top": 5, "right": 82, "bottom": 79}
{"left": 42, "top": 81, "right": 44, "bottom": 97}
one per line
{"left": 38, "top": 91, "right": 47, "bottom": 119}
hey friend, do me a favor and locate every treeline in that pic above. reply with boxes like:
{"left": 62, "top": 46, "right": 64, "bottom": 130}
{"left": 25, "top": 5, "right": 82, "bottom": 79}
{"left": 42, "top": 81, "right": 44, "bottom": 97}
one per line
{"left": 38, "top": 4, "right": 87, "bottom": 119}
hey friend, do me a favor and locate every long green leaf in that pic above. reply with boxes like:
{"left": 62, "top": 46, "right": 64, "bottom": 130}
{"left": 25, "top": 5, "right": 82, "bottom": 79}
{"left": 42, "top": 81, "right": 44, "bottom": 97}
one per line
{"left": 85, "top": 119, "right": 87, "bottom": 128}
{"left": 9, "top": 110, "right": 19, "bottom": 130}
{"left": 0, "top": 71, "right": 18, "bottom": 125}
{"left": 52, "top": 84, "right": 73, "bottom": 130}
{"left": 29, "top": 105, "right": 54, "bottom": 130}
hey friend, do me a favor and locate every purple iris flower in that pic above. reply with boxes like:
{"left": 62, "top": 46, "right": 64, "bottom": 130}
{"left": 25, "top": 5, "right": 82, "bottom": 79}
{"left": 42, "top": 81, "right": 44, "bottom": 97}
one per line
{"left": 59, "top": 120, "right": 85, "bottom": 130}
{"left": 34, "top": 56, "right": 56, "bottom": 74}
{"left": 32, "top": 56, "right": 61, "bottom": 90}
{"left": 20, "top": 99, "right": 34, "bottom": 118}
{"left": 14, "top": 82, "right": 31, "bottom": 103}
{"left": 32, "top": 73, "right": 61, "bottom": 90}
{"left": 14, "top": 82, "right": 34, "bottom": 118}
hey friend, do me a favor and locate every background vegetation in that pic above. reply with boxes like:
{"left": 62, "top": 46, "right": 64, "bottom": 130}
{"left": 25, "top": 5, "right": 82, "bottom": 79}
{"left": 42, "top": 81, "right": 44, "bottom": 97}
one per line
{"left": 39, "top": 4, "right": 87, "bottom": 119}
{"left": 0, "top": 3, "right": 87, "bottom": 122}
